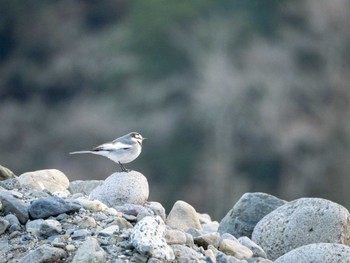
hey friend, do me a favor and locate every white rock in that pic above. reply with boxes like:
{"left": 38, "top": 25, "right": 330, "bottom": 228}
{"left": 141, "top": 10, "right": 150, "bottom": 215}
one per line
{"left": 89, "top": 171, "right": 149, "bottom": 207}
{"left": 18, "top": 169, "right": 69, "bottom": 193}
{"left": 130, "top": 216, "right": 175, "bottom": 261}
{"left": 166, "top": 200, "right": 202, "bottom": 231}
{"left": 76, "top": 198, "right": 109, "bottom": 212}
{"left": 238, "top": 236, "right": 267, "bottom": 258}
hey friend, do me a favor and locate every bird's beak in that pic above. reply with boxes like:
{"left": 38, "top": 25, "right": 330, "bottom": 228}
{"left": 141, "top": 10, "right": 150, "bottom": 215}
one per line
{"left": 142, "top": 137, "right": 147, "bottom": 140}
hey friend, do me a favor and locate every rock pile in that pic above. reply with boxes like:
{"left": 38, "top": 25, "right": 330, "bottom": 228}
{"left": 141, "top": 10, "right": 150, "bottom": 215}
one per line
{"left": 1, "top": 166, "right": 350, "bottom": 262}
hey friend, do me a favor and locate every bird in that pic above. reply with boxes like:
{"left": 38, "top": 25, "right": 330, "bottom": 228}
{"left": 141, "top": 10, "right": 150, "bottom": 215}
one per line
{"left": 70, "top": 132, "right": 146, "bottom": 172}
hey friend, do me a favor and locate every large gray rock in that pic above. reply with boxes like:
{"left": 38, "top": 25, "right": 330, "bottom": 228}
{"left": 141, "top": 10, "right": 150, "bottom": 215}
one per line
{"left": 130, "top": 216, "right": 175, "bottom": 261}
{"left": 252, "top": 198, "right": 350, "bottom": 260}
{"left": 18, "top": 169, "right": 70, "bottom": 193}
{"left": 166, "top": 200, "right": 202, "bottom": 232}
{"left": 0, "top": 191, "right": 29, "bottom": 224}
{"left": 29, "top": 196, "right": 81, "bottom": 219}
{"left": 218, "top": 192, "right": 286, "bottom": 238}
{"left": 274, "top": 243, "right": 350, "bottom": 263}
{"left": 89, "top": 171, "right": 149, "bottom": 207}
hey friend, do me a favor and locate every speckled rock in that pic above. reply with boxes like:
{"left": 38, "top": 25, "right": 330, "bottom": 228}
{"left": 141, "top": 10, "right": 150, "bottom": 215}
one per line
{"left": 219, "top": 192, "right": 286, "bottom": 238}
{"left": 252, "top": 198, "right": 350, "bottom": 260}
{"left": 166, "top": 200, "right": 202, "bottom": 232}
{"left": 130, "top": 216, "right": 175, "bottom": 261}
{"left": 274, "top": 243, "right": 350, "bottom": 263}
{"left": 89, "top": 171, "right": 149, "bottom": 207}
{"left": 18, "top": 169, "right": 70, "bottom": 193}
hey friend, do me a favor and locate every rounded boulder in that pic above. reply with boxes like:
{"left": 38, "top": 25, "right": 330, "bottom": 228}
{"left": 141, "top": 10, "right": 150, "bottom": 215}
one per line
{"left": 89, "top": 171, "right": 149, "bottom": 208}
{"left": 252, "top": 198, "right": 350, "bottom": 260}
{"left": 274, "top": 243, "right": 350, "bottom": 263}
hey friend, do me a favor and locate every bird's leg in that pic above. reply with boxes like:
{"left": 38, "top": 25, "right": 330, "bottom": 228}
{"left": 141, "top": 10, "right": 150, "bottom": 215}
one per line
{"left": 118, "top": 162, "right": 129, "bottom": 172}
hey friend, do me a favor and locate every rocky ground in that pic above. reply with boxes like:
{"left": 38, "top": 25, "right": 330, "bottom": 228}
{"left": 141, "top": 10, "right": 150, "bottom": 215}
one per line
{"left": 1, "top": 165, "right": 350, "bottom": 262}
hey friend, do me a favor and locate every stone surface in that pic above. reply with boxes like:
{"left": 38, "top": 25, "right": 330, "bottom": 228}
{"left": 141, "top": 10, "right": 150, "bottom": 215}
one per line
{"left": 194, "top": 232, "right": 221, "bottom": 249}
{"left": 238, "top": 236, "right": 267, "bottom": 258}
{"left": 219, "top": 192, "right": 286, "bottom": 238}
{"left": 0, "top": 217, "right": 10, "bottom": 234}
{"left": 219, "top": 238, "right": 253, "bottom": 259}
{"left": 18, "top": 169, "right": 69, "bottom": 193}
{"left": 0, "top": 191, "right": 29, "bottom": 224}
{"left": 17, "top": 245, "right": 67, "bottom": 263}
{"left": 29, "top": 196, "right": 81, "bottom": 219}
{"left": 0, "top": 178, "right": 21, "bottom": 190}
{"left": 252, "top": 197, "right": 350, "bottom": 260}
{"left": 274, "top": 243, "right": 350, "bottom": 263}
{"left": 130, "top": 216, "right": 175, "bottom": 261}
{"left": 72, "top": 237, "right": 106, "bottom": 263}
{"left": 40, "top": 219, "right": 62, "bottom": 238}
{"left": 171, "top": 244, "right": 206, "bottom": 262}
{"left": 89, "top": 171, "right": 149, "bottom": 207}
{"left": 0, "top": 165, "right": 16, "bottom": 181}
{"left": 166, "top": 200, "right": 202, "bottom": 231}
{"left": 165, "top": 229, "right": 187, "bottom": 245}
{"left": 69, "top": 180, "right": 103, "bottom": 195}
{"left": 26, "top": 219, "right": 45, "bottom": 236}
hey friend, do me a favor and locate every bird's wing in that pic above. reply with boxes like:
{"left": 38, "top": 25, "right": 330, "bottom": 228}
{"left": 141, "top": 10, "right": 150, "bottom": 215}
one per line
{"left": 93, "top": 141, "right": 131, "bottom": 152}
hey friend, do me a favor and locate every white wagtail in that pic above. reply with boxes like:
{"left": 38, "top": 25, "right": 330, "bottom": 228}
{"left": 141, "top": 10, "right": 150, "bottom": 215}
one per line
{"left": 70, "top": 132, "right": 146, "bottom": 172}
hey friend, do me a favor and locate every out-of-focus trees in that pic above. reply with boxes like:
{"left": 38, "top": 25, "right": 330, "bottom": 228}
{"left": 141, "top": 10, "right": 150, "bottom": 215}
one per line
{"left": 1, "top": 0, "right": 350, "bottom": 218}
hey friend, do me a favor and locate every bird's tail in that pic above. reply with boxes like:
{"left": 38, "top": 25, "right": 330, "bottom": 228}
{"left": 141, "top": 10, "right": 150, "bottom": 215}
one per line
{"left": 69, "top": 150, "right": 92, "bottom": 155}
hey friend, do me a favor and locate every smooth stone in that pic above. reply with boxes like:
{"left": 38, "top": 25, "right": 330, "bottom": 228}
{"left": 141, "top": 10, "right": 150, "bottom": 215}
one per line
{"left": 0, "top": 165, "right": 16, "bottom": 180}
{"left": 0, "top": 218, "right": 10, "bottom": 234}
{"left": 165, "top": 229, "right": 187, "bottom": 245}
{"left": 29, "top": 196, "right": 81, "bottom": 219}
{"left": 238, "top": 236, "right": 267, "bottom": 258}
{"left": 245, "top": 258, "right": 273, "bottom": 263}
{"left": 0, "top": 191, "right": 29, "bottom": 224}
{"left": 219, "top": 238, "right": 253, "bottom": 259}
{"left": 18, "top": 245, "right": 67, "bottom": 263}
{"left": 72, "top": 237, "right": 106, "bottom": 263}
{"left": 219, "top": 192, "right": 286, "bottom": 238}
{"left": 69, "top": 180, "right": 104, "bottom": 195}
{"left": 252, "top": 198, "right": 350, "bottom": 260}
{"left": 18, "top": 169, "right": 69, "bottom": 193}
{"left": 274, "top": 243, "right": 350, "bottom": 263}
{"left": 89, "top": 171, "right": 149, "bottom": 207}
{"left": 166, "top": 200, "right": 202, "bottom": 231}
{"left": 130, "top": 216, "right": 175, "bottom": 261}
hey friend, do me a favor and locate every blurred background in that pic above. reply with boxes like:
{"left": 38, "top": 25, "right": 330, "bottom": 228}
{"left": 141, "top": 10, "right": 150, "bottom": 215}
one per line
{"left": 1, "top": 0, "right": 350, "bottom": 220}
